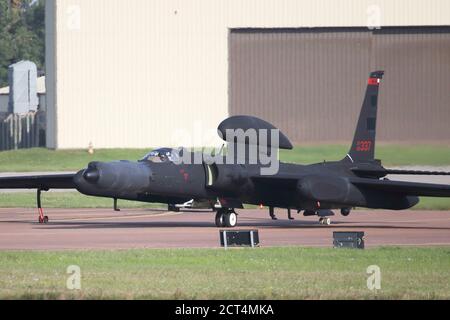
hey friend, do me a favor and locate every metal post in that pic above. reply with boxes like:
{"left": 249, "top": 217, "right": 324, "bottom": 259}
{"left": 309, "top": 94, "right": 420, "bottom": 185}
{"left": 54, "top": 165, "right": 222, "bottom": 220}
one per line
{"left": 114, "top": 198, "right": 120, "bottom": 211}
{"left": 223, "top": 230, "right": 228, "bottom": 249}
{"left": 37, "top": 188, "right": 42, "bottom": 209}
{"left": 288, "top": 208, "right": 294, "bottom": 220}
{"left": 269, "top": 206, "right": 277, "bottom": 220}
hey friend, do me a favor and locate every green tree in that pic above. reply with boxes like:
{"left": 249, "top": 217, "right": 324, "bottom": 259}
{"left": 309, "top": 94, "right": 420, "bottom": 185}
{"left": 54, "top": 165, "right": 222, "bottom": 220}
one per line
{"left": 0, "top": 0, "right": 44, "bottom": 87}
{"left": 0, "top": 0, "right": 14, "bottom": 86}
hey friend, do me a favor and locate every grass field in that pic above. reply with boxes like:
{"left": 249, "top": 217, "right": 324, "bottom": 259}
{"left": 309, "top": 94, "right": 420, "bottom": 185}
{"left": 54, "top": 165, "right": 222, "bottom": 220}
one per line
{"left": 0, "top": 144, "right": 449, "bottom": 172}
{"left": 0, "top": 192, "right": 161, "bottom": 209}
{"left": 1, "top": 191, "right": 450, "bottom": 210}
{"left": 0, "top": 247, "right": 449, "bottom": 299}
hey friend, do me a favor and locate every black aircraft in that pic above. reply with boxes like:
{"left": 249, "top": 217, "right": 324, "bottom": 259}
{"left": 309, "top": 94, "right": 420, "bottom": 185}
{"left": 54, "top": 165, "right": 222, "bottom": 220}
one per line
{"left": 1, "top": 70, "right": 450, "bottom": 227}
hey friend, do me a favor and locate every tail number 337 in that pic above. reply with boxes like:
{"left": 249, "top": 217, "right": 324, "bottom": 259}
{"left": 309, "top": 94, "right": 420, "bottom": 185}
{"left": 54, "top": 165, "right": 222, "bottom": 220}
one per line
{"left": 356, "top": 140, "right": 372, "bottom": 152}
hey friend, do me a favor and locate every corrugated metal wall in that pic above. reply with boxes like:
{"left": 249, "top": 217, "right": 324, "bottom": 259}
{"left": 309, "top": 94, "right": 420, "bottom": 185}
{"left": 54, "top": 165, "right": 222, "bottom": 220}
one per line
{"left": 229, "top": 27, "right": 450, "bottom": 143}
{"left": 47, "top": 0, "right": 450, "bottom": 149}
{"left": 373, "top": 28, "right": 450, "bottom": 141}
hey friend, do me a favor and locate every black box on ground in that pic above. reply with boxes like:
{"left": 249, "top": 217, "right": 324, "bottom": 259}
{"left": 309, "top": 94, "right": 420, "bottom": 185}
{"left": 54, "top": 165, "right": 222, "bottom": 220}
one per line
{"left": 220, "top": 229, "right": 259, "bottom": 247}
{"left": 333, "top": 231, "right": 365, "bottom": 249}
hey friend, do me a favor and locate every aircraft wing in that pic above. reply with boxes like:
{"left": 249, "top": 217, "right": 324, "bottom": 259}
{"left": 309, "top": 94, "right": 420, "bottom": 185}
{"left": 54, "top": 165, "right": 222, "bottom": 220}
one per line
{"left": 0, "top": 173, "right": 76, "bottom": 190}
{"left": 351, "top": 178, "right": 450, "bottom": 197}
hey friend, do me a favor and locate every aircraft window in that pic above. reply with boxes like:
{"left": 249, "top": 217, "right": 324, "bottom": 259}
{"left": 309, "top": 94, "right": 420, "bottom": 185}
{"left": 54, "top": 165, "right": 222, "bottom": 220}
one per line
{"left": 140, "top": 148, "right": 180, "bottom": 163}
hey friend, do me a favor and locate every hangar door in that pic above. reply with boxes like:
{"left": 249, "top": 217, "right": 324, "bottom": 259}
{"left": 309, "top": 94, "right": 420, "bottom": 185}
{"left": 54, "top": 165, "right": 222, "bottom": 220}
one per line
{"left": 229, "top": 27, "right": 450, "bottom": 144}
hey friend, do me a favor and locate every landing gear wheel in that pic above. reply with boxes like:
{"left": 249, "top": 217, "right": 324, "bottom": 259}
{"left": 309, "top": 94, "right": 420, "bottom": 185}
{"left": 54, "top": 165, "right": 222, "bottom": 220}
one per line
{"left": 36, "top": 188, "right": 49, "bottom": 224}
{"left": 224, "top": 211, "right": 237, "bottom": 228}
{"left": 168, "top": 204, "right": 180, "bottom": 212}
{"left": 319, "top": 217, "right": 324, "bottom": 224}
{"left": 215, "top": 211, "right": 225, "bottom": 227}
{"left": 38, "top": 216, "right": 49, "bottom": 224}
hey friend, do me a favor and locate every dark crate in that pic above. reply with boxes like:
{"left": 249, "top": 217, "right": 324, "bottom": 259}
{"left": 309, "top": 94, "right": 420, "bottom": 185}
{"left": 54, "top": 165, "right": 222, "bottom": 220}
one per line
{"left": 220, "top": 229, "right": 259, "bottom": 247}
{"left": 333, "top": 231, "right": 365, "bottom": 249}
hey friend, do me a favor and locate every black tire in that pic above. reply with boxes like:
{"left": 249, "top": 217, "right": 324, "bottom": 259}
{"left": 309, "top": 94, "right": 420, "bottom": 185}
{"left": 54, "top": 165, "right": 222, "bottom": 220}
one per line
{"left": 168, "top": 204, "right": 180, "bottom": 212}
{"left": 43, "top": 216, "right": 49, "bottom": 223}
{"left": 223, "top": 211, "right": 237, "bottom": 228}
{"left": 215, "top": 211, "right": 225, "bottom": 227}
{"left": 340, "top": 208, "right": 351, "bottom": 216}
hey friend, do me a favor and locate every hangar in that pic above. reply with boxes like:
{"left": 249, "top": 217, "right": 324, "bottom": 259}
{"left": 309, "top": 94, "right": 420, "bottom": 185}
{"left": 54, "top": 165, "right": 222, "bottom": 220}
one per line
{"left": 44, "top": 0, "right": 450, "bottom": 149}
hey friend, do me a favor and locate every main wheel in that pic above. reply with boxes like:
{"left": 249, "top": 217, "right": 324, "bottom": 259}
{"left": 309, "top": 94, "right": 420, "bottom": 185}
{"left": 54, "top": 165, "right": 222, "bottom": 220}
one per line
{"left": 43, "top": 216, "right": 49, "bottom": 223}
{"left": 324, "top": 218, "right": 331, "bottom": 225}
{"left": 340, "top": 208, "right": 351, "bottom": 216}
{"left": 224, "top": 211, "right": 237, "bottom": 228}
{"left": 215, "top": 211, "right": 225, "bottom": 227}
{"left": 168, "top": 204, "right": 180, "bottom": 212}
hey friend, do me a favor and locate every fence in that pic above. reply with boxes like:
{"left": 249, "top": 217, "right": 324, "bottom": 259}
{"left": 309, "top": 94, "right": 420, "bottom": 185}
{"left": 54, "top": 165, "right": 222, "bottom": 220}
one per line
{"left": 0, "top": 112, "right": 46, "bottom": 150}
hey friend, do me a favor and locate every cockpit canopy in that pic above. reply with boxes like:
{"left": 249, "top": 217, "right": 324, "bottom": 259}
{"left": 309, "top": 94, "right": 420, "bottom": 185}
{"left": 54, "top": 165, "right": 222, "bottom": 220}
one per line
{"left": 140, "top": 147, "right": 181, "bottom": 163}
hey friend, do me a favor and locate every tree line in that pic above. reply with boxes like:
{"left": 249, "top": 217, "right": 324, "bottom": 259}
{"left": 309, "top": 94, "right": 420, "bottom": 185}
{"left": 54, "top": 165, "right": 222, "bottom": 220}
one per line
{"left": 0, "top": 0, "right": 45, "bottom": 87}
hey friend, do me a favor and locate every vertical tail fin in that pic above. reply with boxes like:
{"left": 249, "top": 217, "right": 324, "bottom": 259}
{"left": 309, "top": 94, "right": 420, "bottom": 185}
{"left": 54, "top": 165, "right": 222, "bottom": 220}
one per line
{"left": 344, "top": 70, "right": 384, "bottom": 163}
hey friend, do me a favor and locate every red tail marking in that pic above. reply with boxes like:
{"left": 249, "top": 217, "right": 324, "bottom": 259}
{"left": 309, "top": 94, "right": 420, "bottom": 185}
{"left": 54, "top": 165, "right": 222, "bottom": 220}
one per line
{"left": 368, "top": 78, "right": 379, "bottom": 86}
{"left": 356, "top": 140, "right": 372, "bottom": 152}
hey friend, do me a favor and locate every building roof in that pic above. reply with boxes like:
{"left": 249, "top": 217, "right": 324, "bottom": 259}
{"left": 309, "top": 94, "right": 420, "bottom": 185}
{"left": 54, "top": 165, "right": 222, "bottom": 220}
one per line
{"left": 0, "top": 76, "right": 46, "bottom": 95}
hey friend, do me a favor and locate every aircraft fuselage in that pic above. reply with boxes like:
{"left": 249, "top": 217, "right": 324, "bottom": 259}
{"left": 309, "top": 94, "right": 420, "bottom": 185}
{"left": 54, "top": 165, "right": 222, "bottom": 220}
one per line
{"left": 73, "top": 158, "right": 419, "bottom": 211}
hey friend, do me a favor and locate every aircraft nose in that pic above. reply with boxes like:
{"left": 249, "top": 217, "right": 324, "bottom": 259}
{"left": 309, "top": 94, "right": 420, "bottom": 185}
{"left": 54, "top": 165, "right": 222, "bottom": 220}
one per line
{"left": 83, "top": 162, "right": 100, "bottom": 182}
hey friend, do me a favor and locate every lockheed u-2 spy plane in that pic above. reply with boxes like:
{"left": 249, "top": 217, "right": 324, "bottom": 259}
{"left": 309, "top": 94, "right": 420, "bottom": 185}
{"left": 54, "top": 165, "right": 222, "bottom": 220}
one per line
{"left": 1, "top": 70, "right": 450, "bottom": 227}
